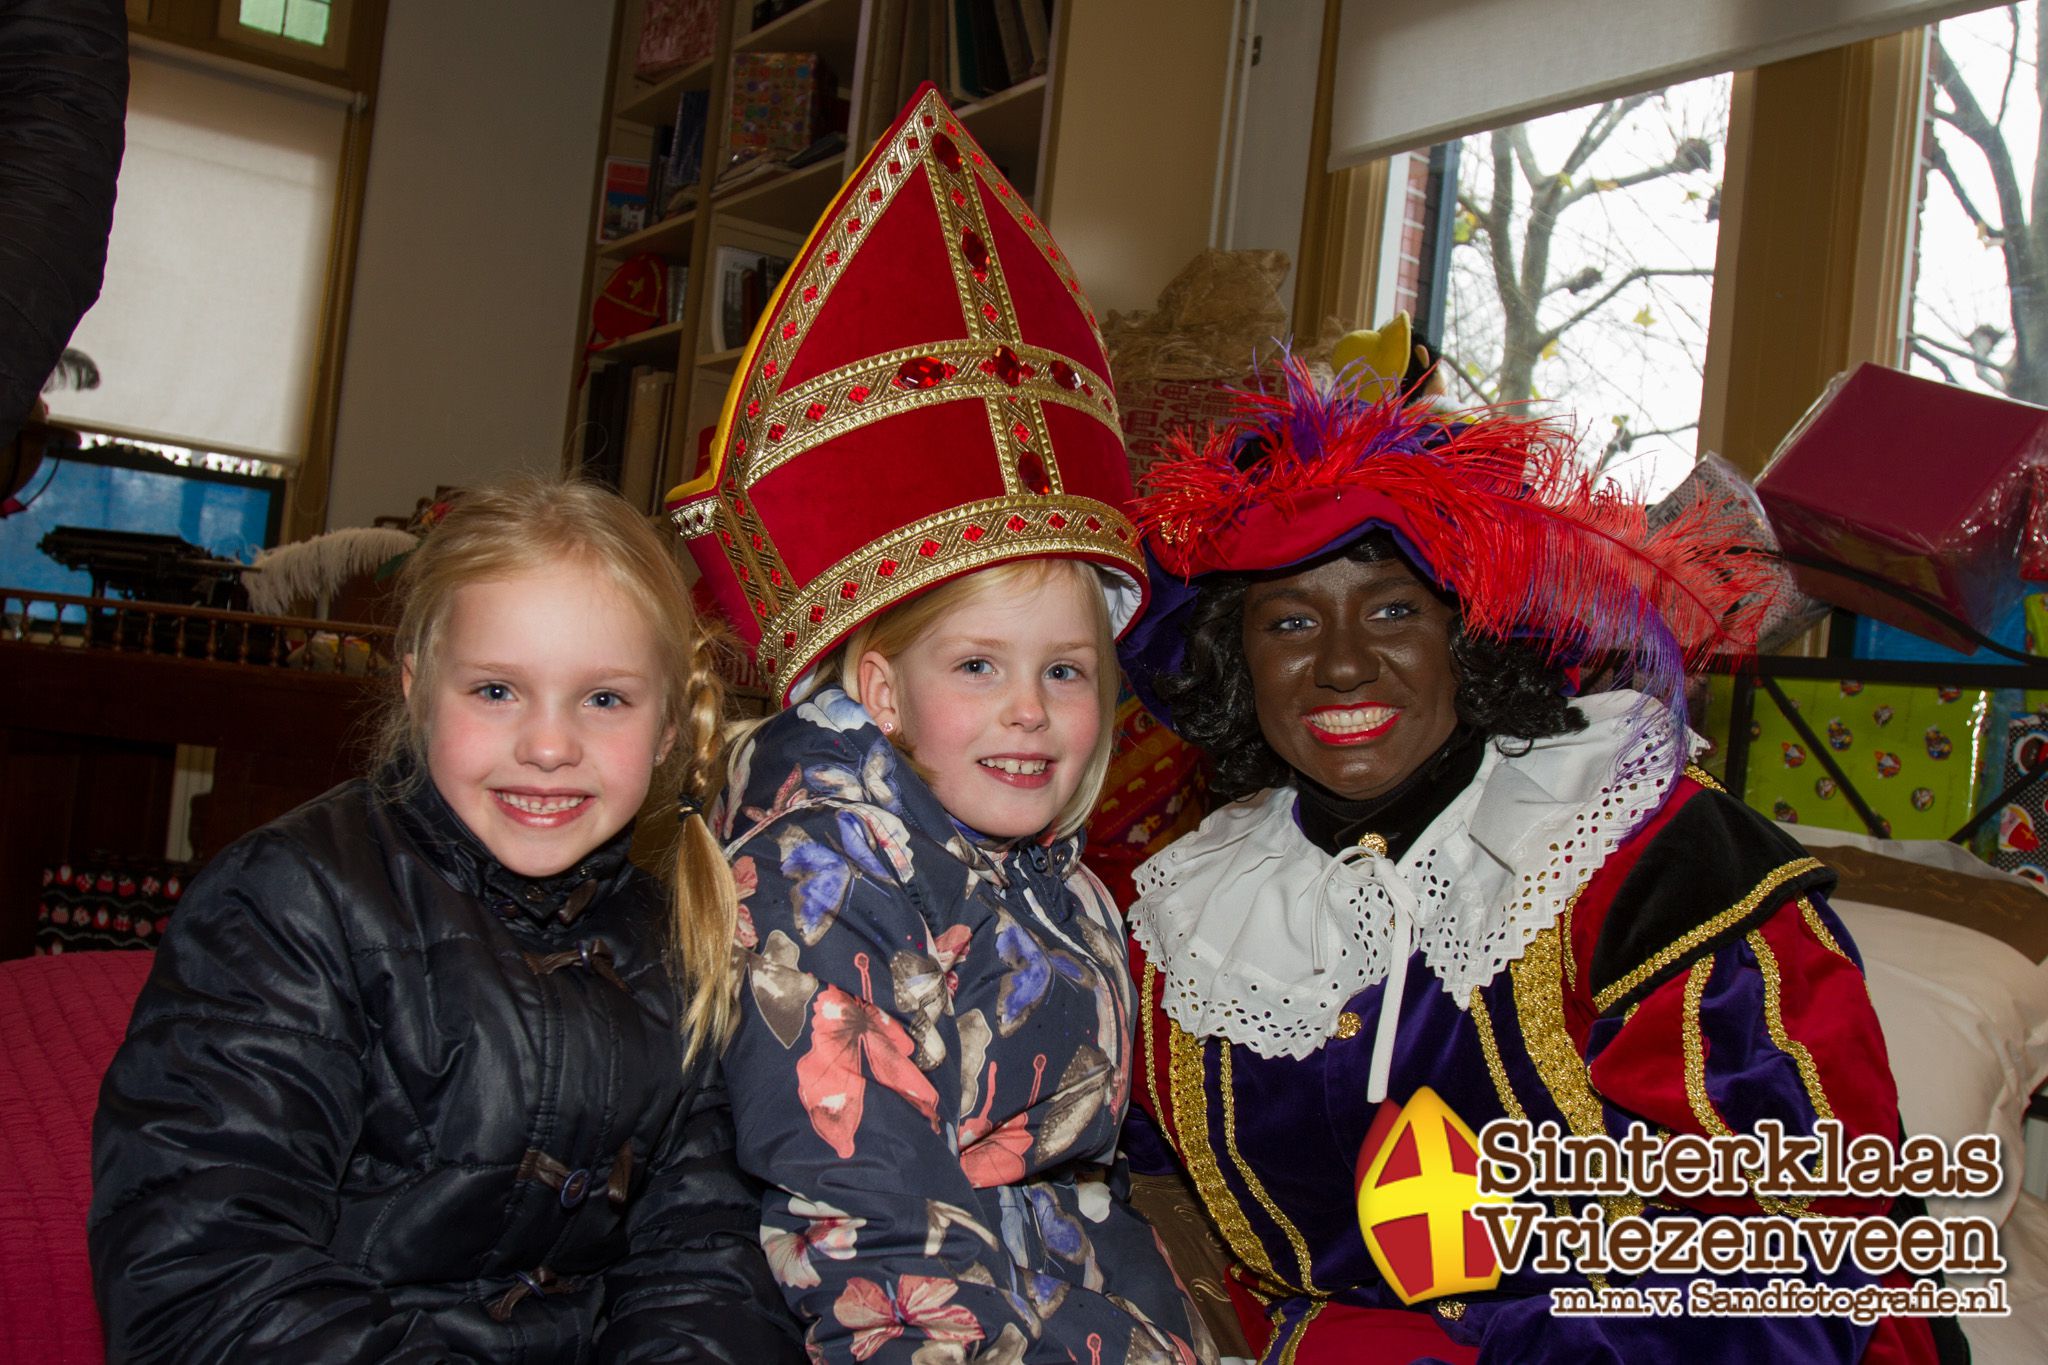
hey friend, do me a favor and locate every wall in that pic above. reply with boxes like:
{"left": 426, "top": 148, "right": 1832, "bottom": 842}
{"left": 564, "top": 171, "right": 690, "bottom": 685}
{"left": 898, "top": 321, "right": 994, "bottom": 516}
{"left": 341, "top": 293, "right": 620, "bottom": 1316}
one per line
{"left": 323, "top": 0, "right": 613, "bottom": 530}
{"left": 1045, "top": 0, "right": 1325, "bottom": 327}
{"left": 1225, "top": 2, "right": 1323, "bottom": 308}
{"left": 1043, "top": 1, "right": 1238, "bottom": 318}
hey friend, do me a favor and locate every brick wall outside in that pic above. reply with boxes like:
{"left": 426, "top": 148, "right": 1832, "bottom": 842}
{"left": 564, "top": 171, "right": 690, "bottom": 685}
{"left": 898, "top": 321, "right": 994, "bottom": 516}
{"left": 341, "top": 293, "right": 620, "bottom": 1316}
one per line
{"left": 1392, "top": 151, "right": 1434, "bottom": 318}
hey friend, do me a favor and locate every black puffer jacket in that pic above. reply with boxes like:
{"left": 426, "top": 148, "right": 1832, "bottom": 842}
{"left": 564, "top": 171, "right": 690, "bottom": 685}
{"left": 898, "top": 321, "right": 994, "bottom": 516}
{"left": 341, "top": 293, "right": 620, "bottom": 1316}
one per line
{"left": 88, "top": 774, "right": 802, "bottom": 1364}
{"left": 0, "top": 0, "right": 126, "bottom": 448}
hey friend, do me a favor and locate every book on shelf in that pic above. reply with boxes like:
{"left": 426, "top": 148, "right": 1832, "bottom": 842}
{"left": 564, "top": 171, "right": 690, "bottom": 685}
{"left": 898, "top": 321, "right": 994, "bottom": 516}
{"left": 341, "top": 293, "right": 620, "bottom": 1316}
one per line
{"left": 598, "top": 156, "right": 650, "bottom": 242}
{"left": 634, "top": 0, "right": 717, "bottom": 82}
{"left": 711, "top": 244, "right": 794, "bottom": 352}
{"left": 581, "top": 363, "right": 634, "bottom": 489}
{"left": 645, "top": 124, "right": 673, "bottom": 233}
{"left": 786, "top": 129, "right": 848, "bottom": 169}
{"left": 946, "top": 1, "right": 988, "bottom": 101}
{"left": 621, "top": 369, "right": 674, "bottom": 510}
{"left": 659, "top": 88, "right": 711, "bottom": 220}
{"left": 1018, "top": 0, "right": 1050, "bottom": 78}
{"left": 945, "top": 0, "right": 1045, "bottom": 102}
{"left": 715, "top": 150, "right": 791, "bottom": 196}
{"left": 750, "top": 0, "right": 806, "bottom": 29}
{"left": 991, "top": 0, "right": 1030, "bottom": 87}
{"left": 666, "top": 262, "right": 691, "bottom": 325}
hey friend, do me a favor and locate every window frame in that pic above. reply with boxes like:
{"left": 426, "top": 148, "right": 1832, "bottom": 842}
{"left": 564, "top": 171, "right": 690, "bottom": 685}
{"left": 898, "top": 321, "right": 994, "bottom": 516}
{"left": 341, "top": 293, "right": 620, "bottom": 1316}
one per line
{"left": 215, "top": 0, "right": 352, "bottom": 71}
{"left": 1306, "top": 28, "right": 1928, "bottom": 483}
{"left": 127, "top": 0, "right": 390, "bottom": 540}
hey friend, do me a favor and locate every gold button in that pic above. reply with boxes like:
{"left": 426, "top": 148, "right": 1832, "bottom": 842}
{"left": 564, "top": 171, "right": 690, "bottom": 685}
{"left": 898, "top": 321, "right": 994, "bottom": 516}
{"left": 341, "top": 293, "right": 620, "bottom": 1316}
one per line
{"left": 1334, "top": 1011, "right": 1362, "bottom": 1039}
{"left": 1437, "top": 1298, "right": 1466, "bottom": 1320}
{"left": 1356, "top": 833, "right": 1389, "bottom": 857}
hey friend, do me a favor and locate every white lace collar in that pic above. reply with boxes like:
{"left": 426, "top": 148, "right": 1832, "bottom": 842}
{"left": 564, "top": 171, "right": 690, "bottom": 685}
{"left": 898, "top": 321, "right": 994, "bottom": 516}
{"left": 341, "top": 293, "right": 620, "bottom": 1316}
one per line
{"left": 1128, "top": 691, "right": 1695, "bottom": 1062}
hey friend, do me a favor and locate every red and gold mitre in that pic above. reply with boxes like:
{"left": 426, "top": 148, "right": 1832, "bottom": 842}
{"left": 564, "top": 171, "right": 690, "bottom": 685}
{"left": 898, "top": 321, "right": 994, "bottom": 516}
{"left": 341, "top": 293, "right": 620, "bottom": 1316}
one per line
{"left": 667, "top": 84, "right": 1146, "bottom": 704}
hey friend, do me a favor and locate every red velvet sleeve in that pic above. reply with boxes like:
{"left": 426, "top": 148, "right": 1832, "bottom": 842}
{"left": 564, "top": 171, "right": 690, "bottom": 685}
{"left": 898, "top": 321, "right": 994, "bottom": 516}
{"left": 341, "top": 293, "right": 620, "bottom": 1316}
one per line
{"left": 1583, "top": 892, "right": 1898, "bottom": 1218}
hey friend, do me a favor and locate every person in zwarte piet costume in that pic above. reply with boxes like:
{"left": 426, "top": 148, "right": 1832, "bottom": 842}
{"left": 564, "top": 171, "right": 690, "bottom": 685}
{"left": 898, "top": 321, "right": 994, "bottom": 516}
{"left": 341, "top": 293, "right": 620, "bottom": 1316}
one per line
{"left": 670, "top": 84, "right": 1214, "bottom": 1364}
{"left": 1114, "top": 355, "right": 1963, "bottom": 1363}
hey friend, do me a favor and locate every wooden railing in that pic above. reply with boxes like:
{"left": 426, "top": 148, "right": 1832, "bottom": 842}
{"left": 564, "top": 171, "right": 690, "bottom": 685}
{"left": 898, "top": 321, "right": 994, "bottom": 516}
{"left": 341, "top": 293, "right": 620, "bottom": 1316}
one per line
{"left": 1, "top": 588, "right": 395, "bottom": 675}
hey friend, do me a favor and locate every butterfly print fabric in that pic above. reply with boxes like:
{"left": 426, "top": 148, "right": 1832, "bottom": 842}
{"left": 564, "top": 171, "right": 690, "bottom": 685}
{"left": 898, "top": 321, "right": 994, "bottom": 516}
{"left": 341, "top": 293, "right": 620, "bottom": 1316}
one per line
{"left": 721, "top": 689, "right": 1213, "bottom": 1365}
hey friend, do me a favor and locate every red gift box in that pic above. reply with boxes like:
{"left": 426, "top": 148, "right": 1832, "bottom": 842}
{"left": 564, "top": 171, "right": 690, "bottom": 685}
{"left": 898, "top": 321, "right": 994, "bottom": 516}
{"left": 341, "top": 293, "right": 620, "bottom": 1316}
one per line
{"left": 1756, "top": 363, "right": 2048, "bottom": 652}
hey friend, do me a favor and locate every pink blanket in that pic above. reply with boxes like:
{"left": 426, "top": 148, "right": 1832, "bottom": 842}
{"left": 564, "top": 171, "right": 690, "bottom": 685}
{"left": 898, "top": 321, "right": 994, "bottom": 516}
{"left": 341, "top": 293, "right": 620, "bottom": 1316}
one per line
{"left": 0, "top": 951, "right": 152, "bottom": 1364}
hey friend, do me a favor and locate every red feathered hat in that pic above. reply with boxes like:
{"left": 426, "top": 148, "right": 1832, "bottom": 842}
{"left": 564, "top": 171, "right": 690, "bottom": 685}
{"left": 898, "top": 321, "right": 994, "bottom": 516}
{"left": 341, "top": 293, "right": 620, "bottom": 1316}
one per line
{"left": 1118, "top": 360, "right": 1773, "bottom": 731}
{"left": 667, "top": 84, "right": 1145, "bottom": 704}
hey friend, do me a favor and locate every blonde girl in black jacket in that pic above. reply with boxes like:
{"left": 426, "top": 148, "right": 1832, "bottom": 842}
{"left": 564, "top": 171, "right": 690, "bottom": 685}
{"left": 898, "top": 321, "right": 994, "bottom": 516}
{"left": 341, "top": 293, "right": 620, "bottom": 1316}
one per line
{"left": 89, "top": 480, "right": 799, "bottom": 1364}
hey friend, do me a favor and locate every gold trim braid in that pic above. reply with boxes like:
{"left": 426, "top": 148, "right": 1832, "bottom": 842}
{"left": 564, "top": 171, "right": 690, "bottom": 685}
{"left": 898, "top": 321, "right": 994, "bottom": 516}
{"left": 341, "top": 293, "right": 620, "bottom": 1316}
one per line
{"left": 1591, "top": 857, "right": 1826, "bottom": 1013}
{"left": 1272, "top": 1299, "right": 1322, "bottom": 1365}
{"left": 1509, "top": 919, "right": 1643, "bottom": 1227}
{"left": 1681, "top": 959, "right": 1734, "bottom": 1138}
{"left": 742, "top": 494, "right": 1142, "bottom": 696}
{"left": 1468, "top": 987, "right": 1525, "bottom": 1122}
{"left": 1166, "top": 1021, "right": 1294, "bottom": 1294}
{"left": 1798, "top": 897, "right": 1851, "bottom": 963}
{"left": 1218, "top": 1043, "right": 1320, "bottom": 1294}
{"left": 1680, "top": 951, "right": 1814, "bottom": 1216}
{"left": 1747, "top": 927, "right": 1837, "bottom": 1123}
{"left": 1141, "top": 963, "right": 1169, "bottom": 1154}
{"left": 731, "top": 341, "right": 1118, "bottom": 486}
{"left": 1508, "top": 923, "right": 1608, "bottom": 1142}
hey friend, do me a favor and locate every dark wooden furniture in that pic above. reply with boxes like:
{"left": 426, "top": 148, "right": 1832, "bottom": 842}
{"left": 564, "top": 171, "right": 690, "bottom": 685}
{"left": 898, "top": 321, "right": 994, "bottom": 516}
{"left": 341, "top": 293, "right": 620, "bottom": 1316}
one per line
{"left": 0, "top": 589, "right": 391, "bottom": 959}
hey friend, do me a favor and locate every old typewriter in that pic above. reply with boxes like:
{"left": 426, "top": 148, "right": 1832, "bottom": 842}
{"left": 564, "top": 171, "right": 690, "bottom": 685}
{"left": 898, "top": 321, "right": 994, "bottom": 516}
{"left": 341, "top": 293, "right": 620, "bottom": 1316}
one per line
{"left": 37, "top": 526, "right": 252, "bottom": 609}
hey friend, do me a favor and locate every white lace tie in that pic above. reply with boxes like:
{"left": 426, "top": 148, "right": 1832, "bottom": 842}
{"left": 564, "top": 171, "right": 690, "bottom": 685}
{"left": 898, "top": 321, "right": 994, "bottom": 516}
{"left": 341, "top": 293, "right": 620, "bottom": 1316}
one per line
{"left": 1311, "top": 841, "right": 1422, "bottom": 1103}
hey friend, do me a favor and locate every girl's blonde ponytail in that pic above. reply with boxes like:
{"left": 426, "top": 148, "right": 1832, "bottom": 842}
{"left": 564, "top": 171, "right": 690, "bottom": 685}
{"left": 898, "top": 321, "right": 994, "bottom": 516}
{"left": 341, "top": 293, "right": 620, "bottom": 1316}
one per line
{"left": 672, "top": 625, "right": 739, "bottom": 1064}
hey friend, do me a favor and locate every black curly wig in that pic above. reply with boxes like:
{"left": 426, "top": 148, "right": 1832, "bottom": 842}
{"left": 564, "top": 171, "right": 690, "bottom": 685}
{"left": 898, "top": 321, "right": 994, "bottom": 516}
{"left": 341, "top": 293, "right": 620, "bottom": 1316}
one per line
{"left": 1155, "top": 530, "right": 1586, "bottom": 800}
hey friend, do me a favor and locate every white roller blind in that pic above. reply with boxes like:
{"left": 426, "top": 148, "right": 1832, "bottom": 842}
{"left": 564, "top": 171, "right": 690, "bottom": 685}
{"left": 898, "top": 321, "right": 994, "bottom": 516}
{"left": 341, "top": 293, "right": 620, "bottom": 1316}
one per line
{"left": 46, "top": 46, "right": 348, "bottom": 463}
{"left": 1330, "top": 0, "right": 1991, "bottom": 169}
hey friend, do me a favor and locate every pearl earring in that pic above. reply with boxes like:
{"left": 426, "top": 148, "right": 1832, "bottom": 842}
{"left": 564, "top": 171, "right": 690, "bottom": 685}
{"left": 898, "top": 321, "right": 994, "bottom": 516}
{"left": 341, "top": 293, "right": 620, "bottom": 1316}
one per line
{"left": 880, "top": 720, "right": 894, "bottom": 735}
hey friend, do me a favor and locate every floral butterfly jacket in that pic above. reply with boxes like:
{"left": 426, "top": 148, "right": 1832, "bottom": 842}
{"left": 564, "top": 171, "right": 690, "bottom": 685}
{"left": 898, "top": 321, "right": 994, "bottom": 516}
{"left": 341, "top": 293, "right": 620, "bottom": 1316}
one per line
{"left": 719, "top": 689, "right": 1214, "bottom": 1365}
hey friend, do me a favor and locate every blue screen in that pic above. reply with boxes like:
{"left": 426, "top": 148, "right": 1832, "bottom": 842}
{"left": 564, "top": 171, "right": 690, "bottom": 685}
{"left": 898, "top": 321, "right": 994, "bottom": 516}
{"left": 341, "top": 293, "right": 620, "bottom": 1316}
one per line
{"left": 0, "top": 453, "right": 280, "bottom": 600}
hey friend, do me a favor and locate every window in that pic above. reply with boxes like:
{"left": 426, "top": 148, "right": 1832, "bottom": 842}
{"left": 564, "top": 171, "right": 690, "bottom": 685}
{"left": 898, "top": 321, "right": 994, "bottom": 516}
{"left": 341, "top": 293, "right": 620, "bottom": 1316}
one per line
{"left": 42, "top": 48, "right": 350, "bottom": 466}
{"left": 1906, "top": 2, "right": 2047, "bottom": 403}
{"left": 1414, "top": 74, "right": 1730, "bottom": 499}
{"left": 0, "top": 443, "right": 283, "bottom": 603}
{"left": 218, "top": 0, "right": 350, "bottom": 68}
{"left": 237, "top": 0, "right": 330, "bottom": 46}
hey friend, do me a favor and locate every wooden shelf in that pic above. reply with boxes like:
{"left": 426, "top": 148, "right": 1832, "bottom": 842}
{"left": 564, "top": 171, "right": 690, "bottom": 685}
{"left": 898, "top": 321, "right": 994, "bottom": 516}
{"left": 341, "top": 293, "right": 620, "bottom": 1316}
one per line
{"left": 711, "top": 157, "right": 844, "bottom": 233}
{"left": 599, "top": 206, "right": 699, "bottom": 261}
{"left": 572, "top": 0, "right": 1080, "bottom": 517}
{"left": 957, "top": 75, "right": 1047, "bottom": 188}
{"left": 615, "top": 55, "right": 713, "bottom": 127}
{"left": 594, "top": 320, "right": 690, "bottom": 367}
{"left": 738, "top": 0, "right": 864, "bottom": 73}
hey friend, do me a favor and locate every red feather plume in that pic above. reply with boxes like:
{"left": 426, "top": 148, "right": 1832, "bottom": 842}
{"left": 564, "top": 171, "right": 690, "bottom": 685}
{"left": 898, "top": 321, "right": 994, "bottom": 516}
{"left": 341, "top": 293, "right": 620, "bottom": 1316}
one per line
{"left": 1134, "top": 360, "right": 1774, "bottom": 719}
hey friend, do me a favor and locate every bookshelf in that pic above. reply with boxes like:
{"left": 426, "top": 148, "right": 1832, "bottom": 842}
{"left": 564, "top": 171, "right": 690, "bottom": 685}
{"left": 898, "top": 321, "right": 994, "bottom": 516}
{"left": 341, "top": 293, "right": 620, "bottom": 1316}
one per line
{"left": 597, "top": 206, "right": 699, "bottom": 263}
{"left": 615, "top": 54, "right": 715, "bottom": 126}
{"left": 571, "top": 0, "right": 1068, "bottom": 513}
{"left": 598, "top": 319, "right": 693, "bottom": 367}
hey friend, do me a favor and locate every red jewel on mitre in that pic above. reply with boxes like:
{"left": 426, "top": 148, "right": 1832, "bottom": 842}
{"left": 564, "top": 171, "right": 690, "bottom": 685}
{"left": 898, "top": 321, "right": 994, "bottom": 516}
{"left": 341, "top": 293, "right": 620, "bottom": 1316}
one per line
{"left": 666, "top": 83, "right": 1145, "bottom": 705}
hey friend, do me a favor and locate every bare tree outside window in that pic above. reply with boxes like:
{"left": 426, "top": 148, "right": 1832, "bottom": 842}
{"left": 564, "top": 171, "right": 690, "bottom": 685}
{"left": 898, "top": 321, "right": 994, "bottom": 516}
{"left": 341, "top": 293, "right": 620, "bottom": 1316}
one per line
{"left": 1437, "top": 75, "right": 1730, "bottom": 497}
{"left": 1910, "top": 3, "right": 2048, "bottom": 403}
